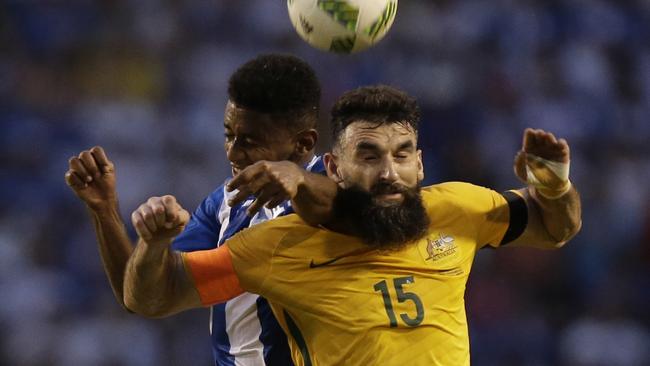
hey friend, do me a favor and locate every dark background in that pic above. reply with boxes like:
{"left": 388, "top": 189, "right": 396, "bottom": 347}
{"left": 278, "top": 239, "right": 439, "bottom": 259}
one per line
{"left": 1, "top": 1, "right": 649, "bottom": 365}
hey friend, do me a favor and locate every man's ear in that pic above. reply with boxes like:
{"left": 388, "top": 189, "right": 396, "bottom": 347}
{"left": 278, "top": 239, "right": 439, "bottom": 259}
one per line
{"left": 324, "top": 152, "right": 343, "bottom": 184}
{"left": 293, "top": 129, "right": 318, "bottom": 157}
{"left": 417, "top": 149, "right": 424, "bottom": 182}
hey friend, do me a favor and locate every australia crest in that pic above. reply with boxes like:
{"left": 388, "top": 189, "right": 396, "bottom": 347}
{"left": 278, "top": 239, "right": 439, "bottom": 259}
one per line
{"left": 425, "top": 233, "right": 456, "bottom": 261}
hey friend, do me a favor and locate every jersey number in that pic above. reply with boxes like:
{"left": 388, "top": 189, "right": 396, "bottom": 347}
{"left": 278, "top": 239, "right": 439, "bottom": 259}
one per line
{"left": 373, "top": 276, "right": 424, "bottom": 327}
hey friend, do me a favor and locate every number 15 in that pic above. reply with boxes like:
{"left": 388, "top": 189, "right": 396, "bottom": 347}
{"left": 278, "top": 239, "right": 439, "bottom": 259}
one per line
{"left": 373, "top": 276, "right": 424, "bottom": 327}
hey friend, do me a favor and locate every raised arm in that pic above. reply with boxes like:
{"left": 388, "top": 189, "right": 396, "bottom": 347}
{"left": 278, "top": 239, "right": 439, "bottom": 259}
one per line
{"left": 508, "top": 128, "right": 582, "bottom": 249}
{"left": 226, "top": 160, "right": 338, "bottom": 225}
{"left": 123, "top": 195, "right": 244, "bottom": 317}
{"left": 123, "top": 195, "right": 199, "bottom": 317}
{"left": 65, "top": 146, "right": 133, "bottom": 309}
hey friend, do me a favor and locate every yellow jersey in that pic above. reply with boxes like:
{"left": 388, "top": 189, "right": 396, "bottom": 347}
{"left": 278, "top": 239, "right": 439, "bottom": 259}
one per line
{"left": 223, "top": 182, "right": 523, "bottom": 366}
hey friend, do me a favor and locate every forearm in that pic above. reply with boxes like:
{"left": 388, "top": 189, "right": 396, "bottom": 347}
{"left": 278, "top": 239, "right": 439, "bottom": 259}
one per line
{"left": 123, "top": 239, "right": 193, "bottom": 317}
{"left": 528, "top": 185, "right": 582, "bottom": 246}
{"left": 293, "top": 172, "right": 338, "bottom": 226}
{"left": 88, "top": 204, "right": 134, "bottom": 309}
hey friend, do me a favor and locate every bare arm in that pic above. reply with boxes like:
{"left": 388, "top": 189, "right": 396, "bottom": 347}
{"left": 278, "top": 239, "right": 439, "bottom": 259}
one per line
{"left": 65, "top": 147, "right": 134, "bottom": 309}
{"left": 226, "top": 160, "right": 337, "bottom": 225}
{"left": 291, "top": 170, "right": 337, "bottom": 225}
{"left": 507, "top": 129, "right": 582, "bottom": 249}
{"left": 123, "top": 195, "right": 202, "bottom": 317}
{"left": 88, "top": 205, "right": 134, "bottom": 304}
{"left": 509, "top": 186, "right": 581, "bottom": 249}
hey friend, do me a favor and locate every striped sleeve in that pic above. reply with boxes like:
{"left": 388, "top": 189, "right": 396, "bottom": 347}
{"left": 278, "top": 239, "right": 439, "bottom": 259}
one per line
{"left": 172, "top": 187, "right": 224, "bottom": 251}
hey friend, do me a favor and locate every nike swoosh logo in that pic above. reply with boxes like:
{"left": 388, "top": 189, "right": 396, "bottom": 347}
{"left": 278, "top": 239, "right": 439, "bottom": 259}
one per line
{"left": 309, "top": 257, "right": 344, "bottom": 268}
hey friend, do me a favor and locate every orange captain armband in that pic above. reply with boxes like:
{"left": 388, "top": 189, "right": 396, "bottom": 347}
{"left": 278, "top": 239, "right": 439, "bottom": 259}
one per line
{"left": 182, "top": 245, "right": 244, "bottom": 306}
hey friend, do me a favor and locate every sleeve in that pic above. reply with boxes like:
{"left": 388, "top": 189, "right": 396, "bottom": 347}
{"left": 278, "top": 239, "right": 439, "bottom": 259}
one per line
{"left": 172, "top": 189, "right": 223, "bottom": 252}
{"left": 429, "top": 182, "right": 527, "bottom": 248}
{"left": 472, "top": 186, "right": 526, "bottom": 248}
{"left": 223, "top": 221, "right": 283, "bottom": 296}
{"left": 182, "top": 245, "right": 244, "bottom": 305}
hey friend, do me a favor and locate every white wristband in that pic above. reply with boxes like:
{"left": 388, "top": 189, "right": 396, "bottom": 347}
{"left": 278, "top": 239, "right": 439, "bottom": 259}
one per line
{"left": 524, "top": 154, "right": 571, "bottom": 200}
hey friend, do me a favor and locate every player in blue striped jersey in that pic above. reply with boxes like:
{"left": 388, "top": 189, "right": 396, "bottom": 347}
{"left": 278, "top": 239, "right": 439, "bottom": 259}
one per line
{"left": 65, "top": 54, "right": 337, "bottom": 365}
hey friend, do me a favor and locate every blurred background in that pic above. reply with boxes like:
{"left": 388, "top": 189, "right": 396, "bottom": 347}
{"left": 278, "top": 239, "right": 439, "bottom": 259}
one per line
{"left": 1, "top": 0, "right": 649, "bottom": 365}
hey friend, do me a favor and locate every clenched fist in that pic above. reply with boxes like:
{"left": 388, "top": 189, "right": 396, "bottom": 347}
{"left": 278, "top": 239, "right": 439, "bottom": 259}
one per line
{"left": 131, "top": 195, "right": 190, "bottom": 244}
{"left": 65, "top": 146, "right": 117, "bottom": 210}
{"left": 514, "top": 128, "right": 571, "bottom": 199}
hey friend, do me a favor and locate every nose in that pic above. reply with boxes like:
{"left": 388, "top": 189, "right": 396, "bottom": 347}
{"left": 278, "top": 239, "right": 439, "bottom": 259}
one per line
{"left": 378, "top": 157, "right": 399, "bottom": 183}
{"left": 225, "top": 139, "right": 245, "bottom": 164}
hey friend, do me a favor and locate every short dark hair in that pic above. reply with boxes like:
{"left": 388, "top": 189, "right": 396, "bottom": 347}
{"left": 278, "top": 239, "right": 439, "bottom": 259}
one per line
{"left": 228, "top": 54, "right": 321, "bottom": 131}
{"left": 330, "top": 85, "right": 420, "bottom": 145}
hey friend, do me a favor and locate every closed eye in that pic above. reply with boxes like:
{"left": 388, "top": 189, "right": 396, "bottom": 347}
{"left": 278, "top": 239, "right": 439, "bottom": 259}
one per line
{"left": 243, "top": 137, "right": 258, "bottom": 146}
{"left": 224, "top": 134, "right": 259, "bottom": 147}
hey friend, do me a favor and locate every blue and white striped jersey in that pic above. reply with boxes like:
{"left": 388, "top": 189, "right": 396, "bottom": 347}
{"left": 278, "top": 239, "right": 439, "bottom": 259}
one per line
{"left": 172, "top": 155, "right": 324, "bottom": 366}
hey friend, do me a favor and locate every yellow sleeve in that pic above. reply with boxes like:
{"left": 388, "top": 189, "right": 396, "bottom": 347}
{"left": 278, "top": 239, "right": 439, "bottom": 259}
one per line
{"left": 473, "top": 186, "right": 511, "bottom": 247}
{"left": 424, "top": 182, "right": 519, "bottom": 248}
{"left": 224, "top": 220, "right": 284, "bottom": 295}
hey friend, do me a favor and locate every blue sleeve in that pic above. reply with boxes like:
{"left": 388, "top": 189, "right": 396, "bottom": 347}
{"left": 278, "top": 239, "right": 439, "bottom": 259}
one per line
{"left": 172, "top": 187, "right": 224, "bottom": 252}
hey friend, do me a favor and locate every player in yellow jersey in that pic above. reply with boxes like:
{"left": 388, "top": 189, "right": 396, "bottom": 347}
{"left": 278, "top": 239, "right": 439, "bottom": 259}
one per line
{"left": 123, "top": 85, "right": 582, "bottom": 365}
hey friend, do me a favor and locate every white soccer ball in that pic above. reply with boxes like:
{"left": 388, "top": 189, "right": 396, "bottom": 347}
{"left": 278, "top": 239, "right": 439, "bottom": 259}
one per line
{"left": 287, "top": 0, "right": 398, "bottom": 54}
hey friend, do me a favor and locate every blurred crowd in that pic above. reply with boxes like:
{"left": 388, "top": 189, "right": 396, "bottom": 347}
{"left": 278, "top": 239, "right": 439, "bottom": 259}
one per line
{"left": 1, "top": 0, "right": 649, "bottom": 365}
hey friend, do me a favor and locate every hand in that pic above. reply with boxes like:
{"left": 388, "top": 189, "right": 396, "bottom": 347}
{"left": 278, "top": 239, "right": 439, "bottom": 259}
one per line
{"left": 226, "top": 161, "right": 306, "bottom": 215}
{"left": 65, "top": 146, "right": 117, "bottom": 210}
{"left": 131, "top": 195, "right": 190, "bottom": 244}
{"left": 514, "top": 128, "right": 571, "bottom": 196}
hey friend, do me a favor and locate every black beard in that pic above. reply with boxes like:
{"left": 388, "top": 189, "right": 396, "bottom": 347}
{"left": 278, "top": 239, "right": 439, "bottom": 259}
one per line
{"left": 331, "top": 183, "right": 430, "bottom": 250}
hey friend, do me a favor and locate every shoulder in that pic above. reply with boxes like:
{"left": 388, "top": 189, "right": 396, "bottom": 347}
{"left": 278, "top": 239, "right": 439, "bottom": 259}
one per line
{"left": 228, "top": 214, "right": 319, "bottom": 255}
{"left": 422, "top": 181, "right": 491, "bottom": 203}
{"left": 237, "top": 214, "right": 323, "bottom": 249}
{"left": 196, "top": 180, "right": 231, "bottom": 215}
{"left": 421, "top": 181, "right": 505, "bottom": 215}
{"left": 184, "top": 180, "right": 230, "bottom": 226}
{"left": 205, "top": 181, "right": 229, "bottom": 205}
{"left": 241, "top": 214, "right": 313, "bottom": 238}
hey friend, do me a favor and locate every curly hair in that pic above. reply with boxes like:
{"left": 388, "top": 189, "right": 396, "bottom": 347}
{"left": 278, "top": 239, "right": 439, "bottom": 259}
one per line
{"left": 228, "top": 54, "right": 321, "bottom": 131}
{"left": 330, "top": 85, "right": 420, "bottom": 145}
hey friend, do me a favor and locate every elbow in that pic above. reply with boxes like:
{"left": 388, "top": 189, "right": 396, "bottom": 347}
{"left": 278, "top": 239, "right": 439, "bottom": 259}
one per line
{"left": 117, "top": 299, "right": 135, "bottom": 314}
{"left": 123, "top": 296, "right": 142, "bottom": 316}
{"left": 550, "top": 219, "right": 582, "bottom": 249}
{"left": 125, "top": 305, "right": 171, "bottom": 319}
{"left": 123, "top": 297, "right": 152, "bottom": 317}
{"left": 123, "top": 295, "right": 173, "bottom": 319}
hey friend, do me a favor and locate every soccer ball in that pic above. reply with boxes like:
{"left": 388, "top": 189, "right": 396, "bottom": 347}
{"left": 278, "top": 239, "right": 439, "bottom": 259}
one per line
{"left": 287, "top": 0, "right": 398, "bottom": 54}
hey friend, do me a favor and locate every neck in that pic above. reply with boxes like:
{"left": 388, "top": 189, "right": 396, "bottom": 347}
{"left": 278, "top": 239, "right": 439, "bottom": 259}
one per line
{"left": 294, "top": 151, "right": 316, "bottom": 167}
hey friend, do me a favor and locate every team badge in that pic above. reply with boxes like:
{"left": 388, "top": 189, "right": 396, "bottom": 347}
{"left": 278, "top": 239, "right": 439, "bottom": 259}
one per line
{"left": 424, "top": 233, "right": 456, "bottom": 260}
{"left": 416, "top": 233, "right": 464, "bottom": 275}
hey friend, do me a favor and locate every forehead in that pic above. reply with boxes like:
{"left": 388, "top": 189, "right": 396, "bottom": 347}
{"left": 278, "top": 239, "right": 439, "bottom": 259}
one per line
{"left": 224, "top": 100, "right": 276, "bottom": 133}
{"left": 339, "top": 121, "right": 416, "bottom": 150}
